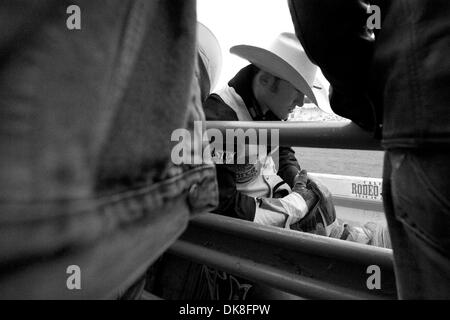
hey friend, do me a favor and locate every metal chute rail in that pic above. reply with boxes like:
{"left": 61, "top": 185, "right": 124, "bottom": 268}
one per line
{"left": 168, "top": 214, "right": 396, "bottom": 300}
{"left": 206, "top": 120, "right": 382, "bottom": 150}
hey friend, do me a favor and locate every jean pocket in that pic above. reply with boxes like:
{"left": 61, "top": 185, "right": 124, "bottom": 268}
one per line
{"left": 391, "top": 151, "right": 450, "bottom": 255}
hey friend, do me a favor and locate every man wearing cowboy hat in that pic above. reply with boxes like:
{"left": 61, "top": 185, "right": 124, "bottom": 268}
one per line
{"left": 204, "top": 33, "right": 391, "bottom": 247}
{"left": 204, "top": 33, "right": 336, "bottom": 233}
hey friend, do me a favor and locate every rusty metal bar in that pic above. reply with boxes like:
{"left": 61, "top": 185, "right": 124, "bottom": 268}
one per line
{"left": 206, "top": 121, "right": 382, "bottom": 150}
{"left": 169, "top": 214, "right": 397, "bottom": 300}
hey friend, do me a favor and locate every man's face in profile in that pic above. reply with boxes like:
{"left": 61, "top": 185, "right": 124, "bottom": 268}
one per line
{"left": 263, "top": 77, "right": 305, "bottom": 120}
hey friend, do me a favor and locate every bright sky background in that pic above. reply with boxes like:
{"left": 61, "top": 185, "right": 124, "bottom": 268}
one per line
{"left": 197, "top": 0, "right": 295, "bottom": 90}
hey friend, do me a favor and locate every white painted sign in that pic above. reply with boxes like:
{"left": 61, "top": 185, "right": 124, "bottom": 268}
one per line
{"left": 310, "top": 173, "right": 383, "bottom": 202}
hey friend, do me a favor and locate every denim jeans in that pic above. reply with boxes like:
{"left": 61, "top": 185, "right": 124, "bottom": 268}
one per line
{"left": 383, "top": 150, "right": 450, "bottom": 299}
{"left": 0, "top": 0, "right": 218, "bottom": 299}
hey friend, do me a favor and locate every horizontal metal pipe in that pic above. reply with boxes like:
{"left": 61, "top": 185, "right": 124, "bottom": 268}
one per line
{"left": 190, "top": 214, "right": 394, "bottom": 270}
{"left": 333, "top": 196, "right": 384, "bottom": 212}
{"left": 206, "top": 121, "right": 382, "bottom": 150}
{"left": 166, "top": 214, "right": 397, "bottom": 299}
{"left": 169, "top": 240, "right": 379, "bottom": 300}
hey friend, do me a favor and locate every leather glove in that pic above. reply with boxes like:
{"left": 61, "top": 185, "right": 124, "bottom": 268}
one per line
{"left": 290, "top": 170, "right": 337, "bottom": 235}
{"left": 291, "top": 170, "right": 319, "bottom": 210}
{"left": 306, "top": 175, "right": 336, "bottom": 226}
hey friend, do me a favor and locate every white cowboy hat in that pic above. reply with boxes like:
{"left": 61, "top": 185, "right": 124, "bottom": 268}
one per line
{"left": 197, "top": 22, "right": 223, "bottom": 91}
{"left": 230, "top": 32, "right": 333, "bottom": 114}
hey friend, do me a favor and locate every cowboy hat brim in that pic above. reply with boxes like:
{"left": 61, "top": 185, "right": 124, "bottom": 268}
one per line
{"left": 312, "top": 71, "right": 334, "bottom": 114}
{"left": 231, "top": 45, "right": 317, "bottom": 105}
{"left": 231, "top": 45, "right": 334, "bottom": 114}
{"left": 197, "top": 22, "right": 222, "bottom": 91}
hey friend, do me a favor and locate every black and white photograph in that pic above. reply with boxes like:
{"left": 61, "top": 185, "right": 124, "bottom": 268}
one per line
{"left": 0, "top": 0, "right": 449, "bottom": 307}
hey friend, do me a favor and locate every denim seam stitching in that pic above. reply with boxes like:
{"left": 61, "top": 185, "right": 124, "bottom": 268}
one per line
{"left": 409, "top": 155, "right": 450, "bottom": 210}
{"left": 0, "top": 164, "right": 217, "bottom": 223}
{"left": 398, "top": 214, "right": 450, "bottom": 258}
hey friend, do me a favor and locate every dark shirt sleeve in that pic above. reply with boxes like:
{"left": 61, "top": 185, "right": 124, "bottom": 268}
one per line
{"left": 262, "top": 112, "right": 301, "bottom": 188}
{"left": 0, "top": 1, "right": 56, "bottom": 58}
{"left": 203, "top": 94, "right": 256, "bottom": 221}
{"left": 278, "top": 146, "right": 301, "bottom": 188}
